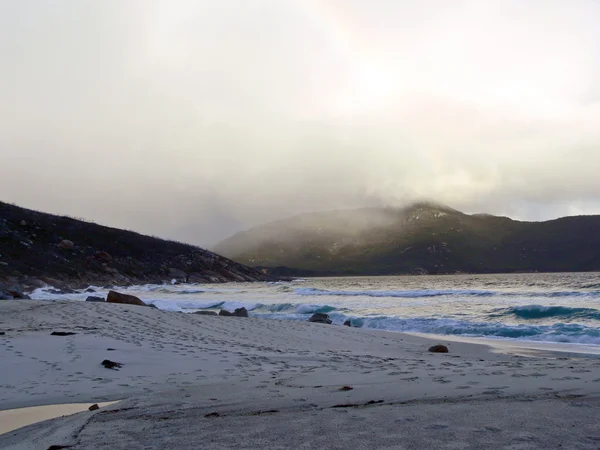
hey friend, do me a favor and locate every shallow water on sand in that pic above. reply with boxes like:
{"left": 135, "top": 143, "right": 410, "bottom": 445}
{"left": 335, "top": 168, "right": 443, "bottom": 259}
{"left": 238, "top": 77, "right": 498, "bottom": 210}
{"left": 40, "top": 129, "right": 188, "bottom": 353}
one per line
{"left": 32, "top": 272, "right": 600, "bottom": 347}
{"left": 0, "top": 401, "right": 118, "bottom": 435}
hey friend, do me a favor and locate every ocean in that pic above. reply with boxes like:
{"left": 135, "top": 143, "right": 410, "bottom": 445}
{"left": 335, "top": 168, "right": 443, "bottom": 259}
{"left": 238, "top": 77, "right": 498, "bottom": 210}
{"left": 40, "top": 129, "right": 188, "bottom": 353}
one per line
{"left": 32, "top": 272, "right": 600, "bottom": 348}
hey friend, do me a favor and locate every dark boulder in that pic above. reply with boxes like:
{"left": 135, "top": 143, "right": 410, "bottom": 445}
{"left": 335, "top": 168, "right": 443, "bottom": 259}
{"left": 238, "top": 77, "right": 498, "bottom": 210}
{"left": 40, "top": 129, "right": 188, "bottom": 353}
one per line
{"left": 6, "top": 285, "right": 30, "bottom": 299}
{"left": 106, "top": 290, "right": 146, "bottom": 307}
{"left": 23, "top": 278, "right": 46, "bottom": 289}
{"left": 309, "top": 313, "right": 332, "bottom": 324}
{"left": 39, "top": 276, "right": 62, "bottom": 286}
{"left": 428, "top": 344, "right": 449, "bottom": 353}
{"left": 88, "top": 404, "right": 100, "bottom": 411}
{"left": 86, "top": 296, "right": 105, "bottom": 302}
{"left": 57, "top": 239, "right": 75, "bottom": 249}
{"left": 233, "top": 307, "right": 249, "bottom": 317}
{"left": 343, "top": 319, "right": 352, "bottom": 327}
{"left": 194, "top": 311, "right": 218, "bottom": 316}
{"left": 218, "top": 307, "right": 249, "bottom": 317}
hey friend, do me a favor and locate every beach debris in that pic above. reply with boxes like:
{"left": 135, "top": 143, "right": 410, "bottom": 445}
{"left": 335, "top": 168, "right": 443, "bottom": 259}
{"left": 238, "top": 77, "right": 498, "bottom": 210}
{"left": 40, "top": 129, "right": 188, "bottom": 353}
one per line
{"left": 308, "top": 313, "right": 332, "bottom": 324}
{"left": 88, "top": 404, "right": 100, "bottom": 411}
{"left": 46, "top": 445, "right": 71, "bottom": 450}
{"left": 339, "top": 386, "right": 354, "bottom": 391}
{"left": 428, "top": 345, "right": 449, "bottom": 353}
{"left": 194, "top": 311, "right": 218, "bottom": 316}
{"left": 0, "top": 331, "right": 5, "bottom": 335}
{"left": 85, "top": 296, "right": 105, "bottom": 302}
{"left": 332, "top": 400, "right": 384, "bottom": 408}
{"left": 106, "top": 290, "right": 147, "bottom": 307}
{"left": 51, "top": 331, "right": 77, "bottom": 336}
{"left": 204, "top": 412, "right": 221, "bottom": 418}
{"left": 57, "top": 239, "right": 75, "bottom": 249}
{"left": 102, "top": 359, "right": 123, "bottom": 369}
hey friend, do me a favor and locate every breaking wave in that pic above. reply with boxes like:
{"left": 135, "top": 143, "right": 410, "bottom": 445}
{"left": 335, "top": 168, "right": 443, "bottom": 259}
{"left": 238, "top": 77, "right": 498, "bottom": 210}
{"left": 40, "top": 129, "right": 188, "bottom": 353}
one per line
{"left": 350, "top": 316, "right": 600, "bottom": 345}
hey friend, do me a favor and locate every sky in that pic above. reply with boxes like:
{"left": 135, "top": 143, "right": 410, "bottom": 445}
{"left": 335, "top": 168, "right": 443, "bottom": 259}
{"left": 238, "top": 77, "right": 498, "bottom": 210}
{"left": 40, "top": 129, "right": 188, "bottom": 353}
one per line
{"left": 2, "top": 0, "right": 600, "bottom": 247}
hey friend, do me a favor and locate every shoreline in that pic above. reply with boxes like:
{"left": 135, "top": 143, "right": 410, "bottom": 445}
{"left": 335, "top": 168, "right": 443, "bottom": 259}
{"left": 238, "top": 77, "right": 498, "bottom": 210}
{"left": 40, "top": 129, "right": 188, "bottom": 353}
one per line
{"left": 0, "top": 401, "right": 119, "bottom": 436}
{"left": 2, "top": 300, "right": 600, "bottom": 448}
{"left": 406, "top": 331, "right": 600, "bottom": 358}
{"left": 23, "top": 293, "right": 600, "bottom": 355}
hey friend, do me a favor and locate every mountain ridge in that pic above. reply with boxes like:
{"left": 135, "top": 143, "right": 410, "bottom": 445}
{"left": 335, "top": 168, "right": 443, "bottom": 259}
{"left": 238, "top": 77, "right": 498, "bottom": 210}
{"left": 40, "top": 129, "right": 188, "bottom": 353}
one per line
{"left": 213, "top": 202, "right": 600, "bottom": 276}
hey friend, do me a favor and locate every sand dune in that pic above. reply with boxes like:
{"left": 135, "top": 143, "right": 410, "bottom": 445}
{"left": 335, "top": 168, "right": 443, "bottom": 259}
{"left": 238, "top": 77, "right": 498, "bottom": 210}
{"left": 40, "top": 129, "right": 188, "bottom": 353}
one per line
{"left": 1, "top": 300, "right": 600, "bottom": 449}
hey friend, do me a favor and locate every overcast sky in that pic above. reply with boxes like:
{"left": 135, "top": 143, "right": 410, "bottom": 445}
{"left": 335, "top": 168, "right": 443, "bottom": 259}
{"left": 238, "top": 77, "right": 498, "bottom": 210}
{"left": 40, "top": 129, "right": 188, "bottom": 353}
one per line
{"left": 2, "top": 0, "right": 600, "bottom": 246}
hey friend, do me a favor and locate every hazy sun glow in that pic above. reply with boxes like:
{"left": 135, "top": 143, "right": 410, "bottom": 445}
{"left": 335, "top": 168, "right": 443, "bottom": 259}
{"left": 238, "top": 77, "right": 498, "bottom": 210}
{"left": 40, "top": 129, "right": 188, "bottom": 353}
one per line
{"left": 334, "top": 62, "right": 395, "bottom": 115}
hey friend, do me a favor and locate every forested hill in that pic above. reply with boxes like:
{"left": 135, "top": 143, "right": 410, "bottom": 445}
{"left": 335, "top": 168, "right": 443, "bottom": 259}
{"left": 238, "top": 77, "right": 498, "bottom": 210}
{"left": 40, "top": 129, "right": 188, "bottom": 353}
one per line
{"left": 214, "top": 203, "right": 600, "bottom": 276}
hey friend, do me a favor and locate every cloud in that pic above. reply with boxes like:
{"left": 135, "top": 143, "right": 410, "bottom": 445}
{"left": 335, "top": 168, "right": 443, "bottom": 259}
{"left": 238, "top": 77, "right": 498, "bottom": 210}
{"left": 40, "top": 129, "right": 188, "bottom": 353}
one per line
{"left": 1, "top": 0, "right": 600, "bottom": 246}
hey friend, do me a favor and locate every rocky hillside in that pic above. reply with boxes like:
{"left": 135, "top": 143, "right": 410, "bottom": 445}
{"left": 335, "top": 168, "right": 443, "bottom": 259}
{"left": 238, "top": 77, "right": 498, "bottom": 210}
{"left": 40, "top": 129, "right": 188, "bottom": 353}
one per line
{"left": 0, "top": 201, "right": 271, "bottom": 290}
{"left": 214, "top": 202, "right": 600, "bottom": 276}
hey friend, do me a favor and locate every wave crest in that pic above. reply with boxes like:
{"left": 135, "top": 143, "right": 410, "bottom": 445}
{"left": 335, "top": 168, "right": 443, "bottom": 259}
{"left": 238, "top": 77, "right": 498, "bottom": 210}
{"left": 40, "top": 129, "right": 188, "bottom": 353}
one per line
{"left": 491, "top": 305, "right": 600, "bottom": 321}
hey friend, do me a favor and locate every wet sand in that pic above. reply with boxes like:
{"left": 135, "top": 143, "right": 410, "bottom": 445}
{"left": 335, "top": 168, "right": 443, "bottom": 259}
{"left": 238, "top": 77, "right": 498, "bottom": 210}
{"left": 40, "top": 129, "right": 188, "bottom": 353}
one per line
{"left": 0, "top": 402, "right": 118, "bottom": 435}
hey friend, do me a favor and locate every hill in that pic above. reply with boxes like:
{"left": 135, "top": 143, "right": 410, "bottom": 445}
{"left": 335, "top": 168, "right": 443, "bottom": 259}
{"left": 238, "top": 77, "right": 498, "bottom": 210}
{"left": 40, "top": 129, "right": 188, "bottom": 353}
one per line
{"left": 0, "top": 201, "right": 271, "bottom": 290}
{"left": 213, "top": 202, "right": 600, "bottom": 276}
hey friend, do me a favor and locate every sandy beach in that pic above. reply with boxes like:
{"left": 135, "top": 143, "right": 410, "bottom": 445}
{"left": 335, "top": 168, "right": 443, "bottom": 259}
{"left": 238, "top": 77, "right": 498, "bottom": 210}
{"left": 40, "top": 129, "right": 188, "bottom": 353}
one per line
{"left": 1, "top": 300, "right": 600, "bottom": 449}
